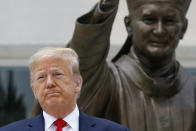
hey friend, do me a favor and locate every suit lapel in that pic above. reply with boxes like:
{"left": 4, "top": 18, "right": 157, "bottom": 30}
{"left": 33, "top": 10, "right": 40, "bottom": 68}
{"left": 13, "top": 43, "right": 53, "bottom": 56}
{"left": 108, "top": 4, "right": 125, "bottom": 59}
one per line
{"left": 79, "top": 110, "right": 98, "bottom": 131}
{"left": 27, "top": 110, "right": 99, "bottom": 131}
{"left": 27, "top": 113, "right": 45, "bottom": 131}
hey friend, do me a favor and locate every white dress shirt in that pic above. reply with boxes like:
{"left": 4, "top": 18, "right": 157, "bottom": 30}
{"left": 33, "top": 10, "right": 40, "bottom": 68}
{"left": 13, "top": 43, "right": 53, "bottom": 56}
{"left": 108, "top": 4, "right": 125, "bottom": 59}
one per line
{"left": 43, "top": 105, "right": 79, "bottom": 131}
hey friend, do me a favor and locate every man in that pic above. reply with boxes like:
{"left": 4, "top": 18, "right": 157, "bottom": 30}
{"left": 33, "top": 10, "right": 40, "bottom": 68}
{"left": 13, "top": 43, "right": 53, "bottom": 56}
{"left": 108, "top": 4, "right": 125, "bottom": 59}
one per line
{"left": 0, "top": 48, "right": 129, "bottom": 131}
{"left": 68, "top": 0, "right": 196, "bottom": 130}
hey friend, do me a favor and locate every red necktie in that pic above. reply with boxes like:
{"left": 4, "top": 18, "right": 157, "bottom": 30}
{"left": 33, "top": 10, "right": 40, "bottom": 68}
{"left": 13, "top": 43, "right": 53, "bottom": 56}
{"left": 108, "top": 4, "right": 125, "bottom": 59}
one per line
{"left": 53, "top": 119, "right": 67, "bottom": 131}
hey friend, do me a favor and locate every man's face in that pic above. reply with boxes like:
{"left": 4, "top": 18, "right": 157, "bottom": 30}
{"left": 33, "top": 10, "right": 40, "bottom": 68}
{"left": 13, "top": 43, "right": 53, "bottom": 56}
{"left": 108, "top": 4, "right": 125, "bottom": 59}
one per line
{"left": 31, "top": 57, "right": 81, "bottom": 112}
{"left": 129, "top": 2, "right": 187, "bottom": 60}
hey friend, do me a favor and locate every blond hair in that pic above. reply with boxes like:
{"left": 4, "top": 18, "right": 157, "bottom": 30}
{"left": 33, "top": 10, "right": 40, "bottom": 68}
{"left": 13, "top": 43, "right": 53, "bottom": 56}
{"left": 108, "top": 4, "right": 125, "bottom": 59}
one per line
{"left": 29, "top": 47, "right": 80, "bottom": 79}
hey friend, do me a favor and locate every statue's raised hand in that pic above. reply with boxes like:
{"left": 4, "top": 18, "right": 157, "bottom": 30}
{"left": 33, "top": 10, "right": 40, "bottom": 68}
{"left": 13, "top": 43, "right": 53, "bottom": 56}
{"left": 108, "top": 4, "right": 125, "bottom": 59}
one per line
{"left": 100, "top": 0, "right": 119, "bottom": 11}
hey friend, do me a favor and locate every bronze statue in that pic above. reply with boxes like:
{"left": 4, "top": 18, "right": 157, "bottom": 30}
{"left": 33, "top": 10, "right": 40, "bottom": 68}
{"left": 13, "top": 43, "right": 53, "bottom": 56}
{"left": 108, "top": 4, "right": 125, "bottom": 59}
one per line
{"left": 31, "top": 0, "right": 196, "bottom": 130}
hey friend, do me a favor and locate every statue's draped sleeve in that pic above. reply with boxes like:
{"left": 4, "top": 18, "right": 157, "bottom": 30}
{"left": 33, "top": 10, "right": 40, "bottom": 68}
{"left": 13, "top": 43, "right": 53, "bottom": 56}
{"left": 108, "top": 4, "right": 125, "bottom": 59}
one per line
{"left": 69, "top": 3, "right": 121, "bottom": 121}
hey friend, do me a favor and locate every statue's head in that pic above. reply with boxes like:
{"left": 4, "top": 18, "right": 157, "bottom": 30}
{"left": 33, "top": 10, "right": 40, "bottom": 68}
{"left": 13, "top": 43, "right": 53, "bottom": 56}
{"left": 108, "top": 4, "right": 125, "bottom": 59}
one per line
{"left": 125, "top": 0, "right": 191, "bottom": 60}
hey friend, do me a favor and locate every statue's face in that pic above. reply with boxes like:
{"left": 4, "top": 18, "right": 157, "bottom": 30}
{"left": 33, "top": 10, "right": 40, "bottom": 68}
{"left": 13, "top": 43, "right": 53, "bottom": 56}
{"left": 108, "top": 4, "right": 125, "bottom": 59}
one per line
{"left": 129, "top": 2, "right": 187, "bottom": 60}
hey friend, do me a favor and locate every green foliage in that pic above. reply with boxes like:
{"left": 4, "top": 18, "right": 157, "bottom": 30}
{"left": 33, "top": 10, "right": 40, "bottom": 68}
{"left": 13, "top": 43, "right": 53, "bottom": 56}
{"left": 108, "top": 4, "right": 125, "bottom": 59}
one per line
{"left": 0, "top": 70, "right": 26, "bottom": 126}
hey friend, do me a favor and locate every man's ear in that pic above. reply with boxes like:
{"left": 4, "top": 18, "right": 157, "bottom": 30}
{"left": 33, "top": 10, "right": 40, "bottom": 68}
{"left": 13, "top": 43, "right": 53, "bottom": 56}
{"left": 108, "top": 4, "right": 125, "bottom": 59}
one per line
{"left": 74, "top": 75, "right": 82, "bottom": 93}
{"left": 180, "top": 18, "right": 188, "bottom": 39}
{"left": 124, "top": 16, "right": 132, "bottom": 37}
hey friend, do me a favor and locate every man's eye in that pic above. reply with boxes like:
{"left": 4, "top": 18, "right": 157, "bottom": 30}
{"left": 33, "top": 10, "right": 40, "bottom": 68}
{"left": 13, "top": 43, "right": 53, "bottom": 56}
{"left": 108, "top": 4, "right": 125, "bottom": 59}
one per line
{"left": 37, "top": 76, "right": 45, "bottom": 81}
{"left": 54, "top": 72, "right": 64, "bottom": 77}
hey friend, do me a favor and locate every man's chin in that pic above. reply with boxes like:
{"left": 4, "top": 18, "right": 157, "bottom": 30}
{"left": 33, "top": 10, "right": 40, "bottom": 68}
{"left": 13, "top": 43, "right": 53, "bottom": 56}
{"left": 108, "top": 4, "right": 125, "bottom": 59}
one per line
{"left": 45, "top": 97, "right": 62, "bottom": 106}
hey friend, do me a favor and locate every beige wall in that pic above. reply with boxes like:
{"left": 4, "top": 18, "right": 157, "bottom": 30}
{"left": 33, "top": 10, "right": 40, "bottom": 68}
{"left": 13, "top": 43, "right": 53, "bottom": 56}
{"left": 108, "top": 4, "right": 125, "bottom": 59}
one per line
{"left": 0, "top": 0, "right": 195, "bottom": 67}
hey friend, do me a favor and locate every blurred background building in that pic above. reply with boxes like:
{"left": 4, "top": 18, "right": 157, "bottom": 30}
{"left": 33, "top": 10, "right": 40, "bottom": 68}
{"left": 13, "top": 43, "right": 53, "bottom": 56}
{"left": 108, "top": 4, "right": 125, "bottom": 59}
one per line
{"left": 0, "top": 0, "right": 196, "bottom": 126}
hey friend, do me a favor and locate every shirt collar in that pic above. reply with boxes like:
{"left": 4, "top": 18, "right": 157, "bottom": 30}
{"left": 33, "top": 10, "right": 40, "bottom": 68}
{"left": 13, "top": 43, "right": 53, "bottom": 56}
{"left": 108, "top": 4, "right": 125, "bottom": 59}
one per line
{"left": 43, "top": 105, "right": 79, "bottom": 131}
{"left": 63, "top": 105, "right": 79, "bottom": 131}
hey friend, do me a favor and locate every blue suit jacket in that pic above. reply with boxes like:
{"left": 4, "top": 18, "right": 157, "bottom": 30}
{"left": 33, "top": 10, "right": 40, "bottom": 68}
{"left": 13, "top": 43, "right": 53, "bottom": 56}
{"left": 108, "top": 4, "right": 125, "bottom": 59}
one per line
{"left": 0, "top": 110, "right": 129, "bottom": 131}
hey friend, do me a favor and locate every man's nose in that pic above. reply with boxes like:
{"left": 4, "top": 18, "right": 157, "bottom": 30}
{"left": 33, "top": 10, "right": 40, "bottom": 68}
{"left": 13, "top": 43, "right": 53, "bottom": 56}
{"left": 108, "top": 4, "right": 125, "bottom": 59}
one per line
{"left": 46, "top": 75, "right": 56, "bottom": 88}
{"left": 153, "top": 21, "right": 166, "bottom": 36}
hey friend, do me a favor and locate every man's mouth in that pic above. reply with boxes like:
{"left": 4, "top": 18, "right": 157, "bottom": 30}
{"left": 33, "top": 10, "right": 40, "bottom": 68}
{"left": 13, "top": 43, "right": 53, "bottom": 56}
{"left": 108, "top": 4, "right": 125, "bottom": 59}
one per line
{"left": 47, "top": 91, "right": 60, "bottom": 96}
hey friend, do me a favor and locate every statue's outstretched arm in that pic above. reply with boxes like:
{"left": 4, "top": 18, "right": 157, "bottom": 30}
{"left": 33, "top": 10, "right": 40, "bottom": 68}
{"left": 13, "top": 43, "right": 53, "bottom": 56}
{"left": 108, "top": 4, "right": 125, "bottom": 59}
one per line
{"left": 69, "top": 0, "right": 120, "bottom": 115}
